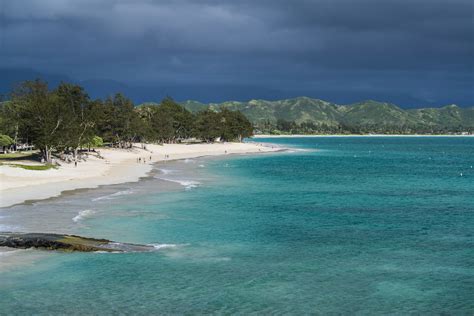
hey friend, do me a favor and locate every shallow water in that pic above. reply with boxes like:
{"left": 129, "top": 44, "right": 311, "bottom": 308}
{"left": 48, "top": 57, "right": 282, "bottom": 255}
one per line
{"left": 1, "top": 137, "right": 473, "bottom": 314}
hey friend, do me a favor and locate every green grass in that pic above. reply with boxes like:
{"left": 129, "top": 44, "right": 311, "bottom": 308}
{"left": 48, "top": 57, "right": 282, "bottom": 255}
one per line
{"left": 15, "top": 164, "right": 56, "bottom": 170}
{"left": 0, "top": 162, "right": 56, "bottom": 170}
{"left": 0, "top": 151, "right": 39, "bottom": 161}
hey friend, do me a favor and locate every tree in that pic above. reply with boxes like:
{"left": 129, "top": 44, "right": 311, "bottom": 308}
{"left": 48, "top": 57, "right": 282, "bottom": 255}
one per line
{"left": 10, "top": 80, "right": 72, "bottom": 163}
{"left": 99, "top": 93, "right": 141, "bottom": 147}
{"left": 0, "top": 134, "right": 14, "bottom": 152}
{"left": 152, "top": 97, "right": 194, "bottom": 143}
{"left": 0, "top": 101, "right": 21, "bottom": 143}
{"left": 54, "top": 82, "right": 95, "bottom": 156}
{"left": 219, "top": 109, "right": 253, "bottom": 141}
{"left": 87, "top": 135, "right": 103, "bottom": 148}
{"left": 194, "top": 110, "right": 221, "bottom": 142}
{"left": 135, "top": 104, "right": 157, "bottom": 142}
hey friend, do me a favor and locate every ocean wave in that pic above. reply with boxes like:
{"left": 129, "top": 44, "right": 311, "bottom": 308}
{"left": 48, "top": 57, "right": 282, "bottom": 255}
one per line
{"left": 183, "top": 158, "right": 194, "bottom": 164}
{"left": 287, "top": 148, "right": 312, "bottom": 153}
{"left": 155, "top": 177, "right": 201, "bottom": 190}
{"left": 148, "top": 243, "right": 180, "bottom": 250}
{"left": 92, "top": 243, "right": 183, "bottom": 253}
{"left": 72, "top": 209, "right": 96, "bottom": 223}
{"left": 158, "top": 168, "right": 176, "bottom": 175}
{"left": 0, "top": 248, "right": 31, "bottom": 257}
{"left": 92, "top": 189, "right": 134, "bottom": 201}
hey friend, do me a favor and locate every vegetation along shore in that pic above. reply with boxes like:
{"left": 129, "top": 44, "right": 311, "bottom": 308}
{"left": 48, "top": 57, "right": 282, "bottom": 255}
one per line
{"left": 0, "top": 80, "right": 278, "bottom": 208}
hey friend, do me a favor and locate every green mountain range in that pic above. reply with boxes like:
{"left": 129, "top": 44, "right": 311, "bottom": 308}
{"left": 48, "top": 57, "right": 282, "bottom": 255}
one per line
{"left": 177, "top": 97, "right": 474, "bottom": 134}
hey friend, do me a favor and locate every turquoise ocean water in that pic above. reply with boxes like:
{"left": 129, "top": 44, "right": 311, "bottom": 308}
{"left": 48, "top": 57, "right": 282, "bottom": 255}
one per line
{"left": 0, "top": 137, "right": 473, "bottom": 314}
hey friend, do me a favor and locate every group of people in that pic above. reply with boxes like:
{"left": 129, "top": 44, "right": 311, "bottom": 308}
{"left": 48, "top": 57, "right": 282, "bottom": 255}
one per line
{"left": 137, "top": 156, "right": 153, "bottom": 164}
{"left": 134, "top": 153, "right": 176, "bottom": 163}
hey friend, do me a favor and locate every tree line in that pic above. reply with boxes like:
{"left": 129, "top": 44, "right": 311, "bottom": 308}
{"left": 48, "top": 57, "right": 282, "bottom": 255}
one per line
{"left": 257, "top": 118, "right": 473, "bottom": 135}
{"left": 0, "top": 80, "right": 253, "bottom": 162}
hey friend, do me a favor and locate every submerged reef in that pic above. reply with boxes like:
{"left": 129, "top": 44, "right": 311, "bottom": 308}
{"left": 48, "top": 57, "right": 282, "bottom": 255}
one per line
{"left": 0, "top": 232, "right": 155, "bottom": 252}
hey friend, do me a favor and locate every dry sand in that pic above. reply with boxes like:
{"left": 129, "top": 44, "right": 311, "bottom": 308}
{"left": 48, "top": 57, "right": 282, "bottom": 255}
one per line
{"left": 0, "top": 142, "right": 278, "bottom": 208}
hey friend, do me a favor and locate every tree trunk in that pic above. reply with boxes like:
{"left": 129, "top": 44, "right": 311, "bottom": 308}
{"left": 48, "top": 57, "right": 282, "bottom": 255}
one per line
{"left": 43, "top": 146, "right": 52, "bottom": 164}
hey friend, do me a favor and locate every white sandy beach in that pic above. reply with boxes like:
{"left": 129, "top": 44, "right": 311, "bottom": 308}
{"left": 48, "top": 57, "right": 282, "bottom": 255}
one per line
{"left": 0, "top": 142, "right": 278, "bottom": 208}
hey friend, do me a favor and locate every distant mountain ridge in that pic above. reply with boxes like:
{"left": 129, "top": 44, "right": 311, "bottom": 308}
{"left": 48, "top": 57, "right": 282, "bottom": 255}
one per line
{"left": 178, "top": 97, "right": 474, "bottom": 134}
{"left": 1, "top": 68, "right": 472, "bottom": 133}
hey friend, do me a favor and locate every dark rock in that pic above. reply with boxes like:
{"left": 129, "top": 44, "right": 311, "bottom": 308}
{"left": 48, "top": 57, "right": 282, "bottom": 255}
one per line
{"left": 0, "top": 232, "right": 155, "bottom": 252}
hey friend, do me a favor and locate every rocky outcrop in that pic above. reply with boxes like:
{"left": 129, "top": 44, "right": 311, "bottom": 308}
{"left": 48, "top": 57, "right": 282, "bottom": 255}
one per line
{"left": 0, "top": 232, "right": 155, "bottom": 252}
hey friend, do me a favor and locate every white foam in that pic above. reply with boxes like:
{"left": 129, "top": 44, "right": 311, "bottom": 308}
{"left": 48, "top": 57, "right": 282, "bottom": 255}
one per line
{"left": 149, "top": 243, "right": 180, "bottom": 250}
{"left": 156, "top": 178, "right": 201, "bottom": 190}
{"left": 183, "top": 158, "right": 194, "bottom": 164}
{"left": 72, "top": 209, "right": 96, "bottom": 223}
{"left": 290, "top": 148, "right": 312, "bottom": 152}
{"left": 158, "top": 168, "right": 175, "bottom": 175}
{"left": 198, "top": 164, "right": 205, "bottom": 168}
{"left": 0, "top": 248, "right": 32, "bottom": 258}
{"left": 92, "top": 189, "right": 133, "bottom": 201}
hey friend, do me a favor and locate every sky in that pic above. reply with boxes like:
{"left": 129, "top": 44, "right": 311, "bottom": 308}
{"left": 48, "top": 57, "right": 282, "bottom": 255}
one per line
{"left": 0, "top": 0, "right": 473, "bottom": 106}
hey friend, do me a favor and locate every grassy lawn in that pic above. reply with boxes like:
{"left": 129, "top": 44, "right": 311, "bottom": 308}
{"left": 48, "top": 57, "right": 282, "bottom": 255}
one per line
{"left": 0, "top": 151, "right": 40, "bottom": 161}
{"left": 0, "top": 162, "right": 56, "bottom": 170}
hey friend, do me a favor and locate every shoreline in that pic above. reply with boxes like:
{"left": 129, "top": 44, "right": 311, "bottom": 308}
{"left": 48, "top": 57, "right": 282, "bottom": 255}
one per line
{"left": 0, "top": 142, "right": 280, "bottom": 209}
{"left": 253, "top": 134, "right": 474, "bottom": 138}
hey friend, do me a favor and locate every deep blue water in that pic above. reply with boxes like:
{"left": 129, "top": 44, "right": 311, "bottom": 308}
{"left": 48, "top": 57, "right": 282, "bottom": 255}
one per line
{"left": 1, "top": 137, "right": 473, "bottom": 315}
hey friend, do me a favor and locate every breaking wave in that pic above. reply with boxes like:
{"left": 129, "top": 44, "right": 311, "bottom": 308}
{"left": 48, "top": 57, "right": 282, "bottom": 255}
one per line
{"left": 148, "top": 243, "right": 180, "bottom": 250}
{"left": 155, "top": 177, "right": 201, "bottom": 190}
{"left": 158, "top": 168, "right": 175, "bottom": 175}
{"left": 72, "top": 209, "right": 96, "bottom": 222}
{"left": 92, "top": 189, "right": 134, "bottom": 201}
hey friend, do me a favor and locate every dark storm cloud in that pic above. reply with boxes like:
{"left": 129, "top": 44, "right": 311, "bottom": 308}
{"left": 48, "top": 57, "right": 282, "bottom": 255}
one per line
{"left": 0, "top": 0, "right": 472, "bottom": 105}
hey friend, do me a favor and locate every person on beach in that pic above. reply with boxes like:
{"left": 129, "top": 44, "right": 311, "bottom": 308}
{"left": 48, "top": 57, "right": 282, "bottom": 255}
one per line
{"left": 75, "top": 160, "right": 77, "bottom": 167}
{"left": 139, "top": 157, "right": 141, "bottom": 163}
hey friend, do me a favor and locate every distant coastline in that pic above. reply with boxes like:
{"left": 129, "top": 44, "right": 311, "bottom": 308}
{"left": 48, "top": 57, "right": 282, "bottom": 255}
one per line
{"left": 253, "top": 134, "right": 474, "bottom": 138}
{"left": 181, "top": 98, "right": 474, "bottom": 136}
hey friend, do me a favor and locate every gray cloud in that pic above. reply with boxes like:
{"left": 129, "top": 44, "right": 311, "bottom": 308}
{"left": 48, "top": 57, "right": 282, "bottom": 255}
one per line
{"left": 0, "top": 0, "right": 472, "bottom": 105}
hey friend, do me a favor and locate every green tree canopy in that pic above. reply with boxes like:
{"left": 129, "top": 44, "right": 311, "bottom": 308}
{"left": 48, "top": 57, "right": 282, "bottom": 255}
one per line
{"left": 194, "top": 110, "right": 221, "bottom": 142}
{"left": 0, "top": 134, "right": 14, "bottom": 147}
{"left": 11, "top": 80, "right": 71, "bottom": 162}
{"left": 88, "top": 135, "right": 103, "bottom": 148}
{"left": 0, "top": 80, "right": 255, "bottom": 162}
